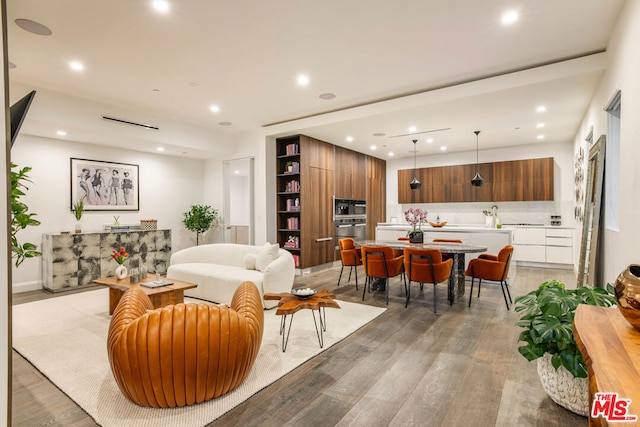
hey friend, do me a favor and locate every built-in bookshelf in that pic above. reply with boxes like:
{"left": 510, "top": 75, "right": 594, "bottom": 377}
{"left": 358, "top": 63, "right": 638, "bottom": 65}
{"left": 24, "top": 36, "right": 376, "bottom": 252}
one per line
{"left": 276, "top": 136, "right": 302, "bottom": 268}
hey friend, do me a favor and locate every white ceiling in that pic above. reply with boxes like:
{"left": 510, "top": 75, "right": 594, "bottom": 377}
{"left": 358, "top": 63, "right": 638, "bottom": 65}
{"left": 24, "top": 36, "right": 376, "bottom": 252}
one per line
{"left": 6, "top": 0, "right": 625, "bottom": 159}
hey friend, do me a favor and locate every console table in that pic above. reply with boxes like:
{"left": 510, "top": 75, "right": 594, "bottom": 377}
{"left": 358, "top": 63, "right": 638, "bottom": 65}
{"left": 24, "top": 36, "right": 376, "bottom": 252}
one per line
{"left": 42, "top": 229, "right": 171, "bottom": 292}
{"left": 574, "top": 305, "right": 640, "bottom": 426}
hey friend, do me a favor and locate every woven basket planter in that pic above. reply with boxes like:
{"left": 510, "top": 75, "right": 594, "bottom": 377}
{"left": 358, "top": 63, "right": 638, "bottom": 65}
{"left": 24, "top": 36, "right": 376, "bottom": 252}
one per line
{"left": 536, "top": 353, "right": 588, "bottom": 416}
{"left": 140, "top": 220, "right": 158, "bottom": 231}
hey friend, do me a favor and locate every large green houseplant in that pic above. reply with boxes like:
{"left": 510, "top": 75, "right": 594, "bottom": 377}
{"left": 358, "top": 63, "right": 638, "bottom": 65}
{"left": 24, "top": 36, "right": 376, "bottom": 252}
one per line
{"left": 182, "top": 204, "right": 220, "bottom": 245}
{"left": 515, "top": 279, "right": 615, "bottom": 415}
{"left": 515, "top": 279, "right": 616, "bottom": 376}
{"left": 11, "top": 163, "right": 41, "bottom": 267}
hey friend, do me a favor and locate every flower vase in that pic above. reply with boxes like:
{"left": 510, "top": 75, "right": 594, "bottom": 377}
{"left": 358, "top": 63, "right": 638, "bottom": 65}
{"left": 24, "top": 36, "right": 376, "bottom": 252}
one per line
{"left": 409, "top": 230, "right": 424, "bottom": 243}
{"left": 74, "top": 220, "right": 82, "bottom": 234}
{"left": 115, "top": 264, "right": 128, "bottom": 280}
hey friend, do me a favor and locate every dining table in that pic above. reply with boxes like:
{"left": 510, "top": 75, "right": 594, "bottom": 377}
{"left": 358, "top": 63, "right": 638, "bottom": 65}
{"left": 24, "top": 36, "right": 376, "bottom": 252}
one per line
{"left": 357, "top": 240, "right": 488, "bottom": 304}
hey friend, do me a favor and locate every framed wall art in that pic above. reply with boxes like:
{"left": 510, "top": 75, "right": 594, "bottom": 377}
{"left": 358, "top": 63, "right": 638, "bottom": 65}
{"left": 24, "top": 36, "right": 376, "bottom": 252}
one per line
{"left": 71, "top": 158, "right": 139, "bottom": 211}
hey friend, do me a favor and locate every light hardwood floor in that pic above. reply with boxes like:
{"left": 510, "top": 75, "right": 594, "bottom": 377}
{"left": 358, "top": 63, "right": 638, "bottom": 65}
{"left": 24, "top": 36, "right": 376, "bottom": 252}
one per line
{"left": 11, "top": 266, "right": 586, "bottom": 426}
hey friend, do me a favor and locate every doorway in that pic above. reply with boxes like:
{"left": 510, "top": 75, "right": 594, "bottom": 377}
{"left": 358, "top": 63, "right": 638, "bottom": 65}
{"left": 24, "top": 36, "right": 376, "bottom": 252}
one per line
{"left": 223, "top": 157, "right": 255, "bottom": 245}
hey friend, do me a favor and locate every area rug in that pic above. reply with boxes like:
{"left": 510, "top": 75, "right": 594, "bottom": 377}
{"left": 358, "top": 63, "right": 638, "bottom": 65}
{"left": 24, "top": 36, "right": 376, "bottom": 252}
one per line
{"left": 12, "top": 289, "right": 386, "bottom": 426}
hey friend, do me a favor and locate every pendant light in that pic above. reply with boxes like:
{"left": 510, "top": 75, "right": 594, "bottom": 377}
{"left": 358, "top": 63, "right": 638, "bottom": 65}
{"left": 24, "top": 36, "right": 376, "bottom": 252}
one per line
{"left": 471, "top": 130, "right": 484, "bottom": 187}
{"left": 409, "top": 139, "right": 421, "bottom": 190}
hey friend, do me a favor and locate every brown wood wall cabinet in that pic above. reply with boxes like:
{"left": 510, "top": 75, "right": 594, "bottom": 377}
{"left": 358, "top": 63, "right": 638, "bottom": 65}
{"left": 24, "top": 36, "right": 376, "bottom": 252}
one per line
{"left": 397, "top": 157, "right": 553, "bottom": 203}
{"left": 276, "top": 135, "right": 386, "bottom": 269}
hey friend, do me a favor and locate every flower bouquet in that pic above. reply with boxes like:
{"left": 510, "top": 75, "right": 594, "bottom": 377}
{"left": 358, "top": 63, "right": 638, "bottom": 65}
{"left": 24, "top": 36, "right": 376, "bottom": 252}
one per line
{"left": 404, "top": 208, "right": 428, "bottom": 243}
{"left": 111, "top": 247, "right": 129, "bottom": 264}
{"left": 111, "top": 247, "right": 130, "bottom": 280}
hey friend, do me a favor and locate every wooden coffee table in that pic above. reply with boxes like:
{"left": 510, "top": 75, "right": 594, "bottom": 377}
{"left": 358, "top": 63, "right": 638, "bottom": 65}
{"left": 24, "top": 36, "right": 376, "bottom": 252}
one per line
{"left": 264, "top": 289, "right": 340, "bottom": 352}
{"left": 92, "top": 274, "right": 198, "bottom": 315}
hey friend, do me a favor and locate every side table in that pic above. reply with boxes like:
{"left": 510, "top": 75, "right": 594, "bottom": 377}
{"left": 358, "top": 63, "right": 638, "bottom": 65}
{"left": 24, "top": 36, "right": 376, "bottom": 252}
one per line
{"left": 264, "top": 290, "right": 340, "bottom": 352}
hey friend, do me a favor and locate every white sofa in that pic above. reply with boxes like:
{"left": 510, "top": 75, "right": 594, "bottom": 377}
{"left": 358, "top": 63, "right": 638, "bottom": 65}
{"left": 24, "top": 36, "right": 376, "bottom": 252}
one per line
{"left": 166, "top": 243, "right": 295, "bottom": 309}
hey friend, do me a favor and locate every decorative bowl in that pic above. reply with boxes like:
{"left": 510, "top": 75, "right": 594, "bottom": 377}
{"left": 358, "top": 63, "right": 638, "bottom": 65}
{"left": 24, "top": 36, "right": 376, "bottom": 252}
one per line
{"left": 429, "top": 221, "right": 447, "bottom": 228}
{"left": 291, "top": 288, "right": 316, "bottom": 299}
{"left": 614, "top": 264, "right": 640, "bottom": 331}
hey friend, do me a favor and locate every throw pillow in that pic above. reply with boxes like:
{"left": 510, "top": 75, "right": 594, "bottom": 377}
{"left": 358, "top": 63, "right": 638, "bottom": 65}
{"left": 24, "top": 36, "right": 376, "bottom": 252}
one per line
{"left": 242, "top": 253, "right": 257, "bottom": 270}
{"left": 256, "top": 243, "right": 279, "bottom": 272}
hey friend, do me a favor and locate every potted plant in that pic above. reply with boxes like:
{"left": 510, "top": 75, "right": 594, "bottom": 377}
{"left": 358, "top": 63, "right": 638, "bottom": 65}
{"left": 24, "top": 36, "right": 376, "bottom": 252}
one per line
{"left": 404, "top": 208, "right": 427, "bottom": 243}
{"left": 11, "top": 163, "right": 41, "bottom": 267}
{"left": 72, "top": 199, "right": 84, "bottom": 233}
{"left": 182, "top": 204, "right": 220, "bottom": 245}
{"left": 515, "top": 280, "right": 616, "bottom": 415}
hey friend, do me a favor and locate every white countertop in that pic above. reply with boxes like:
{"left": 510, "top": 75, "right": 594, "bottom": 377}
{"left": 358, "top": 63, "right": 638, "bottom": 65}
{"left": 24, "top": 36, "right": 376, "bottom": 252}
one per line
{"left": 377, "top": 223, "right": 574, "bottom": 231}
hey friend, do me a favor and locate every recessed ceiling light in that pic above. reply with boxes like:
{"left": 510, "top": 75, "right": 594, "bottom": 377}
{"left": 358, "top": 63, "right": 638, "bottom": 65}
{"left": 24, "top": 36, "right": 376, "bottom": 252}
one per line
{"left": 234, "top": 170, "right": 240, "bottom": 174}
{"left": 370, "top": 145, "right": 377, "bottom": 150}
{"left": 188, "top": 82, "right": 199, "bottom": 87}
{"left": 319, "top": 93, "right": 336, "bottom": 100}
{"left": 152, "top": 0, "right": 170, "bottom": 13}
{"left": 346, "top": 136, "right": 353, "bottom": 142}
{"left": 372, "top": 132, "right": 385, "bottom": 137}
{"left": 296, "top": 74, "right": 309, "bottom": 86}
{"left": 501, "top": 10, "right": 519, "bottom": 26}
{"left": 209, "top": 104, "right": 220, "bottom": 113}
{"left": 152, "top": 88, "right": 160, "bottom": 93}
{"left": 15, "top": 18, "right": 52, "bottom": 36}
{"left": 537, "top": 122, "right": 545, "bottom": 128}
{"left": 426, "top": 138, "right": 434, "bottom": 143}
{"left": 388, "top": 152, "right": 395, "bottom": 157}
{"left": 536, "top": 105, "right": 547, "bottom": 113}
{"left": 69, "top": 61, "right": 84, "bottom": 72}
{"left": 537, "top": 135, "right": 545, "bottom": 140}
{"left": 219, "top": 121, "right": 232, "bottom": 126}
{"left": 409, "top": 126, "right": 417, "bottom": 133}
{"left": 56, "top": 130, "right": 67, "bottom": 136}
{"left": 157, "top": 147, "right": 165, "bottom": 152}
{"left": 440, "top": 146, "right": 447, "bottom": 151}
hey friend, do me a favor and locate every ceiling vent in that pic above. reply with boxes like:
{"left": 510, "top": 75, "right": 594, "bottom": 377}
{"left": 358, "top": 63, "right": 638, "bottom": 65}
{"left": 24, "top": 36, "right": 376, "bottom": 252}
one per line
{"left": 102, "top": 115, "right": 159, "bottom": 131}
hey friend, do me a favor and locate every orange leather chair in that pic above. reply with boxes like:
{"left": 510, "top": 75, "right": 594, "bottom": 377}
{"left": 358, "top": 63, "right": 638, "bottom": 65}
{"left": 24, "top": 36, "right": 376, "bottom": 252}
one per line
{"left": 404, "top": 248, "right": 453, "bottom": 311}
{"left": 361, "top": 245, "right": 405, "bottom": 305}
{"left": 107, "top": 281, "right": 264, "bottom": 408}
{"left": 338, "top": 238, "right": 362, "bottom": 289}
{"left": 465, "top": 245, "right": 514, "bottom": 310}
{"left": 432, "top": 238, "right": 462, "bottom": 262}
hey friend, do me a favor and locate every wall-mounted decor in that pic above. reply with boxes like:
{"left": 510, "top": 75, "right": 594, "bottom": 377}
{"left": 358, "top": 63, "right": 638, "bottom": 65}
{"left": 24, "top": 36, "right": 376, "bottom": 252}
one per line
{"left": 71, "top": 158, "right": 139, "bottom": 211}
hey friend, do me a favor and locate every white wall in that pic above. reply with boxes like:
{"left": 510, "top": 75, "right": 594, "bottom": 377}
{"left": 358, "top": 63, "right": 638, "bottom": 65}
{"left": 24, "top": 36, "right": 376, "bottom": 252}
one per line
{"left": 573, "top": 0, "right": 640, "bottom": 284}
{"left": 10, "top": 134, "right": 206, "bottom": 292}
{"left": 386, "top": 141, "right": 575, "bottom": 227}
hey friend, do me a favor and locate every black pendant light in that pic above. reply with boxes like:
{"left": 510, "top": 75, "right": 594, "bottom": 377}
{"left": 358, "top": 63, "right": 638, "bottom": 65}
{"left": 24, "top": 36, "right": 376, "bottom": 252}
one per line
{"left": 471, "top": 130, "right": 484, "bottom": 187}
{"left": 410, "top": 139, "right": 421, "bottom": 190}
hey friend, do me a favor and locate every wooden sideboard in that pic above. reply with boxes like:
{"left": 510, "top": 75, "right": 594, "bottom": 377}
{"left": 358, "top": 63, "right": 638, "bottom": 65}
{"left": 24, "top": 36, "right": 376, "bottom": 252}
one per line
{"left": 574, "top": 305, "right": 640, "bottom": 426}
{"left": 42, "top": 229, "right": 171, "bottom": 292}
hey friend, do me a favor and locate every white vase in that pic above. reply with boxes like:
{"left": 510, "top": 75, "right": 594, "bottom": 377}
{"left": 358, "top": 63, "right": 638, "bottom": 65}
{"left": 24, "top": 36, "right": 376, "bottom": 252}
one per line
{"left": 74, "top": 220, "right": 82, "bottom": 233}
{"left": 115, "top": 264, "right": 128, "bottom": 280}
{"left": 537, "top": 353, "right": 589, "bottom": 416}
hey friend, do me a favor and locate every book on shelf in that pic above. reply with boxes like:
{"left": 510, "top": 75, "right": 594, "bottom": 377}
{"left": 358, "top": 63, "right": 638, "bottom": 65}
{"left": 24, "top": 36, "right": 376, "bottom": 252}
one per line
{"left": 285, "top": 143, "right": 299, "bottom": 156}
{"left": 283, "top": 235, "right": 300, "bottom": 249}
{"left": 283, "top": 161, "right": 300, "bottom": 174}
{"left": 292, "top": 254, "right": 300, "bottom": 267}
{"left": 284, "top": 179, "right": 300, "bottom": 192}
{"left": 286, "top": 217, "right": 299, "bottom": 230}
{"left": 285, "top": 198, "right": 300, "bottom": 211}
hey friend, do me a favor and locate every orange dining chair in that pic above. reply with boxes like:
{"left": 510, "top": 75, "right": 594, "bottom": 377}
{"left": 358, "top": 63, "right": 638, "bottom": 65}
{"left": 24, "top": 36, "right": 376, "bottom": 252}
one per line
{"left": 403, "top": 248, "right": 453, "bottom": 311}
{"left": 394, "top": 236, "right": 409, "bottom": 258}
{"left": 465, "top": 245, "right": 514, "bottom": 310}
{"left": 432, "top": 238, "right": 462, "bottom": 262}
{"left": 337, "top": 238, "right": 362, "bottom": 290}
{"left": 361, "top": 245, "right": 405, "bottom": 305}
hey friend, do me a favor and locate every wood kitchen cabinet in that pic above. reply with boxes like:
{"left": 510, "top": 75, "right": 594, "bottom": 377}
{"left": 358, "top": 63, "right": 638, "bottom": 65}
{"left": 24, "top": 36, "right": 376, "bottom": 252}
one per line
{"left": 335, "top": 146, "right": 366, "bottom": 200}
{"left": 366, "top": 156, "right": 386, "bottom": 239}
{"left": 398, "top": 157, "right": 553, "bottom": 203}
{"left": 276, "top": 134, "right": 385, "bottom": 269}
